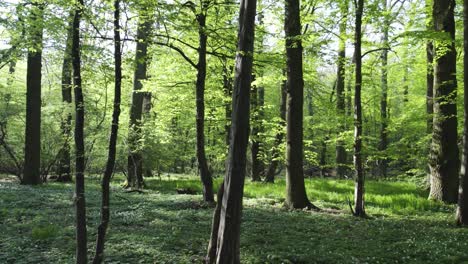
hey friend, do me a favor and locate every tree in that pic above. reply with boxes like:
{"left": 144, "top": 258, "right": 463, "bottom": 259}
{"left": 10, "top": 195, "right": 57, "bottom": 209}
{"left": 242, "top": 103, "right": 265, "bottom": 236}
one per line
{"left": 195, "top": 0, "right": 215, "bottom": 202}
{"left": 127, "top": 6, "right": 152, "bottom": 189}
{"left": 205, "top": 0, "right": 257, "bottom": 262}
{"left": 429, "top": 0, "right": 459, "bottom": 203}
{"left": 22, "top": 1, "right": 44, "bottom": 185}
{"left": 378, "top": 0, "right": 390, "bottom": 178}
{"left": 93, "top": 0, "right": 122, "bottom": 262}
{"left": 264, "top": 77, "right": 287, "bottom": 183}
{"left": 57, "top": 13, "right": 74, "bottom": 182}
{"left": 71, "top": 0, "right": 87, "bottom": 262}
{"left": 457, "top": 0, "right": 468, "bottom": 226}
{"left": 336, "top": 0, "right": 348, "bottom": 179}
{"left": 353, "top": 0, "right": 365, "bottom": 217}
{"left": 284, "top": 0, "right": 316, "bottom": 209}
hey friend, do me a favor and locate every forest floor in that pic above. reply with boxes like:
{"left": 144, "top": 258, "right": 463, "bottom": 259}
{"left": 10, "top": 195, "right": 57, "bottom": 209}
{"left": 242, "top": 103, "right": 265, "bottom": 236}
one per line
{"left": 1, "top": 174, "right": 467, "bottom": 263}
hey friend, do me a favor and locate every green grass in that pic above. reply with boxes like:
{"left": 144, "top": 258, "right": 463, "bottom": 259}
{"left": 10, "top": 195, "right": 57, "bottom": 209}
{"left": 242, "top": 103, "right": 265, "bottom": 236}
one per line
{"left": 1, "top": 174, "right": 467, "bottom": 263}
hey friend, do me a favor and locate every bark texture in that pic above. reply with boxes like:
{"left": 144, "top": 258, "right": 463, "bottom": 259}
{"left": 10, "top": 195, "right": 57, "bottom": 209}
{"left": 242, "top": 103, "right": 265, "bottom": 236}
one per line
{"left": 353, "top": 0, "right": 366, "bottom": 217}
{"left": 71, "top": 0, "right": 87, "bottom": 263}
{"left": 23, "top": 3, "right": 44, "bottom": 185}
{"left": 205, "top": 0, "right": 257, "bottom": 262}
{"left": 284, "top": 0, "right": 313, "bottom": 209}
{"left": 429, "top": 0, "right": 459, "bottom": 204}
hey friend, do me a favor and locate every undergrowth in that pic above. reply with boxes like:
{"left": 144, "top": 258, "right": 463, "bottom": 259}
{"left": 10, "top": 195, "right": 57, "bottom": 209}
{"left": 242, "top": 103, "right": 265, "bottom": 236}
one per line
{"left": 0, "top": 174, "right": 466, "bottom": 263}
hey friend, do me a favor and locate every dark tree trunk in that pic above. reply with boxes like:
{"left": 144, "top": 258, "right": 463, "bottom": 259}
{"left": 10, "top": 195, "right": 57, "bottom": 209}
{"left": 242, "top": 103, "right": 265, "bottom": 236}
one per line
{"left": 196, "top": 6, "right": 214, "bottom": 202}
{"left": 71, "top": 1, "right": 87, "bottom": 263}
{"left": 429, "top": 0, "right": 460, "bottom": 204}
{"left": 22, "top": 3, "right": 44, "bottom": 185}
{"left": 127, "top": 10, "right": 151, "bottom": 189}
{"left": 57, "top": 14, "right": 74, "bottom": 182}
{"left": 353, "top": 0, "right": 365, "bottom": 217}
{"left": 336, "top": 0, "right": 348, "bottom": 179}
{"left": 378, "top": 4, "right": 389, "bottom": 178}
{"left": 264, "top": 78, "right": 287, "bottom": 183}
{"left": 457, "top": 0, "right": 468, "bottom": 226}
{"left": 205, "top": 0, "right": 257, "bottom": 262}
{"left": 284, "top": 0, "right": 315, "bottom": 210}
{"left": 92, "top": 1, "right": 122, "bottom": 262}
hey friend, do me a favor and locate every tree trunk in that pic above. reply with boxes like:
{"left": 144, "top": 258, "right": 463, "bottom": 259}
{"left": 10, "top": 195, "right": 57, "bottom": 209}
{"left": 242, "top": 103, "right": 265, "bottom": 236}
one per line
{"left": 196, "top": 6, "right": 215, "bottom": 202}
{"left": 127, "top": 10, "right": 151, "bottom": 189}
{"left": 22, "top": 3, "right": 44, "bottom": 185}
{"left": 264, "top": 78, "right": 287, "bottom": 183}
{"left": 458, "top": 0, "right": 468, "bottom": 226}
{"left": 250, "top": 81, "right": 262, "bottom": 181}
{"left": 72, "top": 1, "right": 87, "bottom": 263}
{"left": 205, "top": 0, "right": 257, "bottom": 262}
{"left": 92, "top": 1, "right": 122, "bottom": 262}
{"left": 429, "top": 0, "right": 459, "bottom": 204}
{"left": 336, "top": 0, "right": 348, "bottom": 179}
{"left": 378, "top": 2, "right": 389, "bottom": 178}
{"left": 284, "top": 0, "right": 316, "bottom": 210}
{"left": 57, "top": 14, "right": 73, "bottom": 182}
{"left": 353, "top": 0, "right": 365, "bottom": 217}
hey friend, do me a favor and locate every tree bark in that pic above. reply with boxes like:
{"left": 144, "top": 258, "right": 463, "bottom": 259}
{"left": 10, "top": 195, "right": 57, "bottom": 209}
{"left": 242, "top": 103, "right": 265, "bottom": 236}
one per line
{"left": 196, "top": 5, "right": 215, "bottom": 202}
{"left": 458, "top": 0, "right": 468, "bottom": 225}
{"left": 353, "top": 0, "right": 366, "bottom": 217}
{"left": 264, "top": 78, "right": 287, "bottom": 183}
{"left": 127, "top": 9, "right": 151, "bottom": 189}
{"left": 205, "top": 0, "right": 257, "bottom": 262}
{"left": 92, "top": 1, "right": 122, "bottom": 262}
{"left": 22, "top": 2, "right": 44, "bottom": 185}
{"left": 378, "top": 0, "right": 389, "bottom": 178}
{"left": 336, "top": 0, "right": 348, "bottom": 179}
{"left": 57, "top": 13, "right": 74, "bottom": 182}
{"left": 284, "top": 0, "right": 315, "bottom": 209}
{"left": 429, "top": 0, "right": 459, "bottom": 204}
{"left": 71, "top": 0, "right": 87, "bottom": 263}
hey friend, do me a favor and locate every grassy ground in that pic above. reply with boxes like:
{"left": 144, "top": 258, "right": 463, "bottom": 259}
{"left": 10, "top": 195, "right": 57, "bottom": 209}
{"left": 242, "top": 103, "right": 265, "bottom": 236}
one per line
{"left": 1, "top": 174, "right": 467, "bottom": 263}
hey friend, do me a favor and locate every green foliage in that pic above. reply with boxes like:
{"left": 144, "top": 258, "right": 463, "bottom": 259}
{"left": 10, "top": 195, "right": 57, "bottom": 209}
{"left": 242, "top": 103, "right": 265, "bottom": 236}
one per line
{"left": 1, "top": 175, "right": 465, "bottom": 263}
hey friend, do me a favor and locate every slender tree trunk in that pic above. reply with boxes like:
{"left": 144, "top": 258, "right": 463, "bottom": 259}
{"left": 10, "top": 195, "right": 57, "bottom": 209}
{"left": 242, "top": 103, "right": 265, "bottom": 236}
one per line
{"left": 378, "top": 3, "right": 389, "bottom": 178}
{"left": 92, "top": 1, "right": 122, "bottom": 262}
{"left": 457, "top": 0, "right": 468, "bottom": 226}
{"left": 336, "top": 0, "right": 348, "bottom": 179}
{"left": 429, "top": 0, "right": 459, "bottom": 204}
{"left": 250, "top": 81, "right": 262, "bottom": 181}
{"left": 23, "top": 3, "right": 44, "bottom": 185}
{"left": 264, "top": 78, "right": 287, "bottom": 183}
{"left": 57, "top": 14, "right": 73, "bottom": 182}
{"left": 196, "top": 5, "right": 214, "bottom": 202}
{"left": 127, "top": 10, "right": 151, "bottom": 189}
{"left": 72, "top": 0, "right": 87, "bottom": 263}
{"left": 205, "top": 0, "right": 257, "bottom": 262}
{"left": 353, "top": 0, "right": 365, "bottom": 217}
{"left": 284, "top": 0, "right": 316, "bottom": 210}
